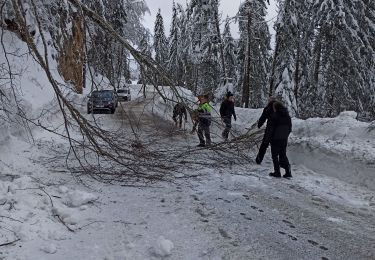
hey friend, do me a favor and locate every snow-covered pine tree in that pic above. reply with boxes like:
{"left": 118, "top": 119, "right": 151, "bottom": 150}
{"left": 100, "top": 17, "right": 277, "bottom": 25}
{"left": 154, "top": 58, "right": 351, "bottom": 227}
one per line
{"left": 238, "top": 0, "right": 271, "bottom": 108}
{"left": 304, "top": 0, "right": 375, "bottom": 118}
{"left": 360, "top": 0, "right": 375, "bottom": 118}
{"left": 177, "top": 2, "right": 195, "bottom": 91}
{"left": 153, "top": 9, "right": 168, "bottom": 85}
{"left": 222, "top": 17, "right": 237, "bottom": 85}
{"left": 186, "top": 0, "right": 222, "bottom": 95}
{"left": 211, "top": 0, "right": 227, "bottom": 84}
{"left": 138, "top": 33, "right": 153, "bottom": 86}
{"left": 273, "top": 0, "right": 375, "bottom": 119}
{"left": 270, "top": 0, "right": 301, "bottom": 115}
{"left": 82, "top": 0, "right": 149, "bottom": 88}
{"left": 167, "top": 1, "right": 179, "bottom": 86}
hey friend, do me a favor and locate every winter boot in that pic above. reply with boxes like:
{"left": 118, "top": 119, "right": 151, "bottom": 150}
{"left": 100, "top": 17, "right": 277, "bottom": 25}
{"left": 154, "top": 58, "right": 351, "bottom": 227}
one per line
{"left": 197, "top": 143, "right": 205, "bottom": 147}
{"left": 269, "top": 172, "right": 281, "bottom": 178}
{"left": 283, "top": 165, "right": 292, "bottom": 179}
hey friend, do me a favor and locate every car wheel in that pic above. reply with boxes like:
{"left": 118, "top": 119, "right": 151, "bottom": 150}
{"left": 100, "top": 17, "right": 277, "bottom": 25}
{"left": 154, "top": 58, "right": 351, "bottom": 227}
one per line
{"left": 111, "top": 108, "right": 115, "bottom": 114}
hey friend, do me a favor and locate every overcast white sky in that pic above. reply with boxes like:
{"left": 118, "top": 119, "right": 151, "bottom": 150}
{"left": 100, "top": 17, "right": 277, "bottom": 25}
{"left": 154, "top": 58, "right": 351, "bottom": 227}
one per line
{"left": 143, "top": 0, "right": 279, "bottom": 42}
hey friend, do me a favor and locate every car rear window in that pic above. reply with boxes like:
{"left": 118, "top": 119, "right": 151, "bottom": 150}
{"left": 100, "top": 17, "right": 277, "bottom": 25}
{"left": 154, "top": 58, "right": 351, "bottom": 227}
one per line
{"left": 117, "top": 89, "right": 129, "bottom": 94}
{"left": 92, "top": 91, "right": 113, "bottom": 98}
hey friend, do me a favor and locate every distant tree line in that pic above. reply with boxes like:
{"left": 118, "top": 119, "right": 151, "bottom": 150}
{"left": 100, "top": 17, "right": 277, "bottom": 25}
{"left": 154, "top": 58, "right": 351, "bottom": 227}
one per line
{"left": 152, "top": 0, "right": 375, "bottom": 119}
{"left": 1, "top": 0, "right": 374, "bottom": 119}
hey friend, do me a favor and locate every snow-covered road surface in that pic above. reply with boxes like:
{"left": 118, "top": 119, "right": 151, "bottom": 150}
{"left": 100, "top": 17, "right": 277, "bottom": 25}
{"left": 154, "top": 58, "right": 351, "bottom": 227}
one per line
{"left": 1, "top": 95, "right": 374, "bottom": 260}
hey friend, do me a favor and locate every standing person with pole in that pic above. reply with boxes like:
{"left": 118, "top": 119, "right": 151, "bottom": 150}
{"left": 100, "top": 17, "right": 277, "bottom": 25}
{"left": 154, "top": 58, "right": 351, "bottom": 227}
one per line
{"left": 255, "top": 96, "right": 277, "bottom": 164}
{"left": 267, "top": 101, "right": 292, "bottom": 178}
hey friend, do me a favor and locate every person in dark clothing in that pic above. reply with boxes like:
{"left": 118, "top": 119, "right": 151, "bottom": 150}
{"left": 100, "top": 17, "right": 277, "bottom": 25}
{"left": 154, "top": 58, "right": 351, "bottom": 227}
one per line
{"left": 196, "top": 94, "right": 212, "bottom": 147}
{"left": 220, "top": 92, "right": 237, "bottom": 140}
{"left": 255, "top": 97, "right": 277, "bottom": 164}
{"left": 173, "top": 103, "right": 188, "bottom": 128}
{"left": 267, "top": 101, "right": 292, "bottom": 178}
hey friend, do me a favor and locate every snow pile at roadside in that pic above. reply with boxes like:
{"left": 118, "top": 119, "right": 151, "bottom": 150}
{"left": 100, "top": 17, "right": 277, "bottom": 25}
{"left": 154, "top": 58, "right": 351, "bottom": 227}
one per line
{"left": 0, "top": 143, "right": 99, "bottom": 257}
{"left": 291, "top": 111, "right": 375, "bottom": 164}
{"left": 0, "top": 31, "right": 100, "bottom": 258}
{"left": 0, "top": 179, "right": 99, "bottom": 256}
{"left": 287, "top": 111, "right": 375, "bottom": 189}
{"left": 0, "top": 32, "right": 57, "bottom": 146}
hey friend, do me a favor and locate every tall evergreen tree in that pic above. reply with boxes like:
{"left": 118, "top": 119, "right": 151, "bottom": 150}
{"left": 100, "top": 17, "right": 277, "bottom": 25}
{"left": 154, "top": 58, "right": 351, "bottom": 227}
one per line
{"left": 153, "top": 9, "right": 168, "bottom": 85}
{"left": 312, "top": 0, "right": 375, "bottom": 118}
{"left": 82, "top": 0, "right": 149, "bottom": 87}
{"left": 272, "top": 0, "right": 375, "bottom": 119}
{"left": 167, "top": 1, "right": 184, "bottom": 86}
{"left": 178, "top": 2, "right": 195, "bottom": 90}
{"left": 138, "top": 34, "right": 153, "bottom": 86}
{"left": 238, "top": 0, "right": 271, "bottom": 108}
{"left": 186, "top": 0, "right": 222, "bottom": 95}
{"left": 222, "top": 17, "right": 237, "bottom": 83}
{"left": 270, "top": 0, "right": 311, "bottom": 115}
{"left": 154, "top": 9, "right": 168, "bottom": 68}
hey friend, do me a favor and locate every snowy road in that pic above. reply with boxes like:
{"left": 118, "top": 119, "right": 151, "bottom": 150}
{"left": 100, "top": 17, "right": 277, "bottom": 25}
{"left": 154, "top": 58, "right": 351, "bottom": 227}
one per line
{"left": 1, "top": 95, "right": 375, "bottom": 260}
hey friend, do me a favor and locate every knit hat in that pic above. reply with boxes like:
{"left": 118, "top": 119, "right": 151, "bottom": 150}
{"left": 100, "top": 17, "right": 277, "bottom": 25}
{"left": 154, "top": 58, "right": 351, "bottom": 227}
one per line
{"left": 226, "top": 91, "right": 234, "bottom": 98}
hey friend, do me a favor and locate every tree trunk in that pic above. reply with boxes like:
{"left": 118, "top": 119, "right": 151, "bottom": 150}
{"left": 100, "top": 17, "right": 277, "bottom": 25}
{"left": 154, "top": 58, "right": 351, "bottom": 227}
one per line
{"left": 242, "top": 10, "right": 251, "bottom": 108}
{"left": 269, "top": 36, "right": 281, "bottom": 96}
{"left": 213, "top": 2, "right": 226, "bottom": 83}
{"left": 294, "top": 31, "right": 301, "bottom": 105}
{"left": 313, "top": 28, "right": 322, "bottom": 87}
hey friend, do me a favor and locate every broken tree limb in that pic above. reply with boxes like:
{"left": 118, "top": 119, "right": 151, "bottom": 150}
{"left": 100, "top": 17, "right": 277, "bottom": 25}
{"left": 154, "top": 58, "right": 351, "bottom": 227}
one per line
{"left": 0, "top": 238, "right": 20, "bottom": 247}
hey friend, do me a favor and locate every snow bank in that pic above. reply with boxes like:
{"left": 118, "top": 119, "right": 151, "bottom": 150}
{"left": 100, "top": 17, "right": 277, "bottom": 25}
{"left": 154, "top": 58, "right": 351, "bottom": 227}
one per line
{"left": 289, "top": 111, "right": 375, "bottom": 190}
{"left": 0, "top": 161, "right": 98, "bottom": 258}
{"left": 0, "top": 32, "right": 57, "bottom": 146}
{"left": 291, "top": 111, "right": 375, "bottom": 164}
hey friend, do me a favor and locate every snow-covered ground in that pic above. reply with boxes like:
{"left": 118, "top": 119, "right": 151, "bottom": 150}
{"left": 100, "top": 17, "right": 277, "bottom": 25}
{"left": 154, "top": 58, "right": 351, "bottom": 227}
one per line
{"left": 1, "top": 32, "right": 375, "bottom": 259}
{"left": 1, "top": 95, "right": 375, "bottom": 259}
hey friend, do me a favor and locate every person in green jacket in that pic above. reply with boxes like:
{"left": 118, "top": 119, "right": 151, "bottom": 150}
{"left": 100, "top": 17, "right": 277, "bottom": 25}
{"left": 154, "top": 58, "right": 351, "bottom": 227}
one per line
{"left": 196, "top": 94, "right": 212, "bottom": 147}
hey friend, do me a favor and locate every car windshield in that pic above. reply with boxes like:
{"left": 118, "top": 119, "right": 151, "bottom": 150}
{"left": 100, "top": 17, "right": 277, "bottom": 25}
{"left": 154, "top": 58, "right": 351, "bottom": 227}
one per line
{"left": 91, "top": 91, "right": 113, "bottom": 98}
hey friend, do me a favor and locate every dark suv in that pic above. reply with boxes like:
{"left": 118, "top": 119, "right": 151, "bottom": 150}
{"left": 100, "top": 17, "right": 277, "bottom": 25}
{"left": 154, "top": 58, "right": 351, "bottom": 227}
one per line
{"left": 87, "top": 90, "right": 118, "bottom": 114}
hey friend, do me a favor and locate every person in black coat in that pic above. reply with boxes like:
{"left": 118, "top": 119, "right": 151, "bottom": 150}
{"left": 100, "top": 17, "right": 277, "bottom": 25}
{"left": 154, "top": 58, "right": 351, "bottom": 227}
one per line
{"left": 267, "top": 101, "right": 292, "bottom": 178}
{"left": 256, "top": 97, "right": 277, "bottom": 164}
{"left": 220, "top": 92, "right": 237, "bottom": 140}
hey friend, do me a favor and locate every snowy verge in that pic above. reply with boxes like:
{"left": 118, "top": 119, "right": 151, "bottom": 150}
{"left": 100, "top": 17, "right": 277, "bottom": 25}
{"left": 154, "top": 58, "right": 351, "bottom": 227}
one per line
{"left": 0, "top": 139, "right": 99, "bottom": 258}
{"left": 291, "top": 111, "right": 375, "bottom": 164}
{"left": 289, "top": 111, "right": 375, "bottom": 189}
